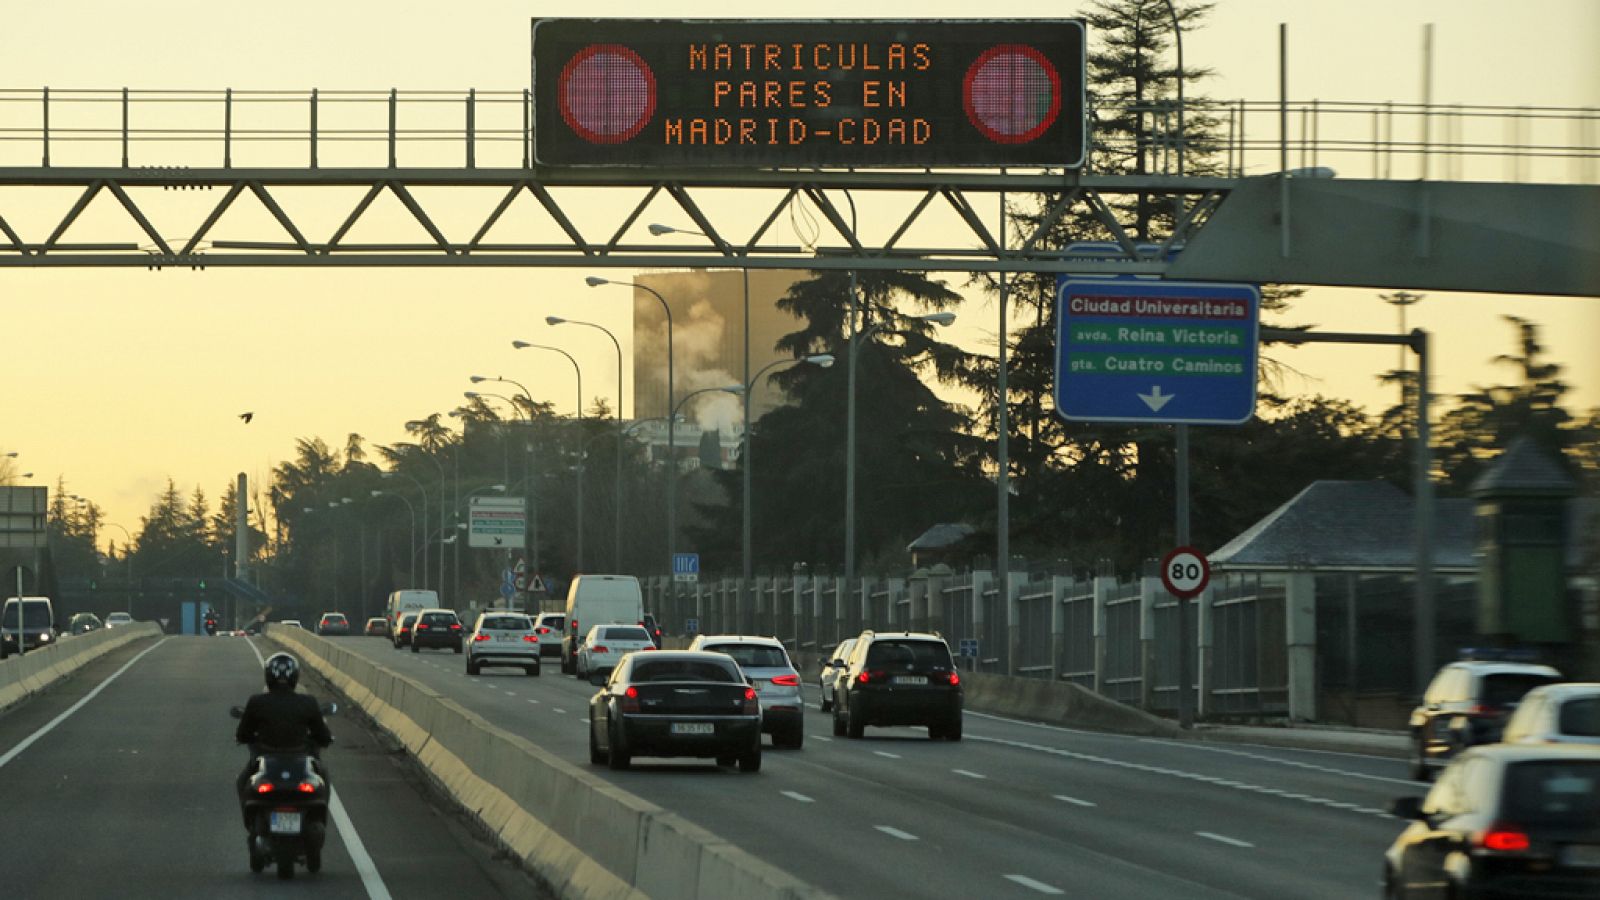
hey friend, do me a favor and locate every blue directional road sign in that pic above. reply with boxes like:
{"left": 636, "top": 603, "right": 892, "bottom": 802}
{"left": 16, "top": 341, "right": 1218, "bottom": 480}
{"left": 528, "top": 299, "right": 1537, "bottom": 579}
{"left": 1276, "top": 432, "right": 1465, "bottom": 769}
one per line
{"left": 1055, "top": 278, "right": 1260, "bottom": 425}
{"left": 672, "top": 552, "right": 700, "bottom": 584}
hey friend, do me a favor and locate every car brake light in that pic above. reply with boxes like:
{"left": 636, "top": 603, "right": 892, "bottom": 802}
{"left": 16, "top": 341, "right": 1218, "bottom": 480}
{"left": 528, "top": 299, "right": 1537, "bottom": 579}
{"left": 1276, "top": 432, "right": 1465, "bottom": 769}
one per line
{"left": 858, "top": 669, "right": 886, "bottom": 684}
{"left": 744, "top": 687, "right": 757, "bottom": 701}
{"left": 522, "top": 635, "right": 539, "bottom": 643}
{"left": 537, "top": 627, "right": 550, "bottom": 635}
{"left": 592, "top": 645, "right": 608, "bottom": 654}
{"left": 255, "top": 783, "right": 275, "bottom": 794}
{"left": 946, "top": 671, "right": 961, "bottom": 686}
{"left": 621, "top": 685, "right": 640, "bottom": 713}
{"left": 771, "top": 674, "right": 799, "bottom": 686}
{"left": 473, "top": 634, "right": 491, "bottom": 642}
{"left": 449, "top": 623, "right": 461, "bottom": 631}
{"left": 417, "top": 623, "right": 430, "bottom": 631}
{"left": 1480, "top": 828, "right": 1531, "bottom": 852}
{"left": 742, "top": 686, "right": 760, "bottom": 715}
{"left": 1470, "top": 704, "right": 1503, "bottom": 717}
{"left": 640, "top": 645, "right": 655, "bottom": 651}
{"left": 297, "top": 782, "right": 317, "bottom": 794}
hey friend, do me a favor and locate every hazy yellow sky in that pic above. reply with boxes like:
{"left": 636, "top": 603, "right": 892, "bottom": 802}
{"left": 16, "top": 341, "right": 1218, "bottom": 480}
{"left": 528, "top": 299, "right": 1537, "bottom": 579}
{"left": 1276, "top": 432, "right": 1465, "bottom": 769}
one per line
{"left": 2, "top": 1, "right": 1597, "bottom": 542}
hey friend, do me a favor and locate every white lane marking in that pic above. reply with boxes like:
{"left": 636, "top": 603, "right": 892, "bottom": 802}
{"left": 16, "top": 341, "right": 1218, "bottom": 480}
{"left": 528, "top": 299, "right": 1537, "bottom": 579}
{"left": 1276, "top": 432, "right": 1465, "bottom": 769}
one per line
{"left": 781, "top": 790, "right": 815, "bottom": 803}
{"left": 553, "top": 708, "right": 567, "bottom": 714}
{"left": 1196, "top": 831, "right": 1254, "bottom": 849}
{"left": 812, "top": 736, "right": 832, "bottom": 743}
{"left": 952, "top": 768, "right": 988, "bottom": 780}
{"left": 1004, "top": 874, "right": 1065, "bottom": 895}
{"left": 526, "top": 699, "right": 540, "bottom": 705}
{"left": 1140, "top": 738, "right": 1418, "bottom": 786}
{"left": 245, "top": 639, "right": 397, "bottom": 900}
{"left": 1053, "top": 794, "right": 1097, "bottom": 808}
{"left": 873, "top": 751, "right": 901, "bottom": 759}
{"left": 503, "top": 691, "right": 516, "bottom": 696}
{"left": 968, "top": 734, "right": 1401, "bottom": 819}
{"left": 330, "top": 790, "right": 396, "bottom": 900}
{"left": 0, "top": 638, "right": 170, "bottom": 771}
{"left": 874, "top": 826, "right": 918, "bottom": 841}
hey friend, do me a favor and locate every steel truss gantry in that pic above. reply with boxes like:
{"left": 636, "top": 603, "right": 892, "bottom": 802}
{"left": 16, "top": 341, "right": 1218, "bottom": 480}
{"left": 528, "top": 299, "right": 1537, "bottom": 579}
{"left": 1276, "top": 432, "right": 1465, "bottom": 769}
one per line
{"left": 0, "top": 166, "right": 1223, "bottom": 274}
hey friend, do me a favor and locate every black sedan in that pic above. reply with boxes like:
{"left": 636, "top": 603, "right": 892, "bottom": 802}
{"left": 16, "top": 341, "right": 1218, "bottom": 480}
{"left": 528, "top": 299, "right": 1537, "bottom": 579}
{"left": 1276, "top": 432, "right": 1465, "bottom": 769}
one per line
{"left": 587, "top": 651, "right": 762, "bottom": 773}
{"left": 1385, "top": 744, "right": 1600, "bottom": 899}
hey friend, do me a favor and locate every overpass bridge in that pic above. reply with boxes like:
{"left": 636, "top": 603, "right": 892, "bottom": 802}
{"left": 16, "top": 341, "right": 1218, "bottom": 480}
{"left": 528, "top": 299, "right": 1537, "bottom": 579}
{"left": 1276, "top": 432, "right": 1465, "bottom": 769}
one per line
{"left": 0, "top": 89, "right": 1594, "bottom": 295}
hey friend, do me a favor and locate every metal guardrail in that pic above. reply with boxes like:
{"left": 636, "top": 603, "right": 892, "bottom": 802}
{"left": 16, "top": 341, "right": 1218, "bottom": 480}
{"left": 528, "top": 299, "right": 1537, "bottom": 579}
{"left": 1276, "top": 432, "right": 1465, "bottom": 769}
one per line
{"left": 1, "top": 89, "right": 1593, "bottom": 183}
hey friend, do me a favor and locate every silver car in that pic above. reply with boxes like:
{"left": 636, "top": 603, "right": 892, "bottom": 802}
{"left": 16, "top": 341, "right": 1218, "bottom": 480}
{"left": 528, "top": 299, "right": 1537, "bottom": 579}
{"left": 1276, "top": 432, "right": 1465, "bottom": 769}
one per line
{"left": 689, "top": 635, "right": 804, "bottom": 749}
{"left": 818, "top": 638, "right": 856, "bottom": 713}
{"left": 466, "top": 612, "right": 541, "bottom": 677}
{"left": 1501, "top": 682, "right": 1600, "bottom": 746}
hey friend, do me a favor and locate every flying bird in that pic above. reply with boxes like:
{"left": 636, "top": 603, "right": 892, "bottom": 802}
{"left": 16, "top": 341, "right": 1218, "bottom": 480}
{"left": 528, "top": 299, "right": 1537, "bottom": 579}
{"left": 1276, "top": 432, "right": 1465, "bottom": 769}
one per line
{"left": 239, "top": 412, "right": 254, "bottom": 424}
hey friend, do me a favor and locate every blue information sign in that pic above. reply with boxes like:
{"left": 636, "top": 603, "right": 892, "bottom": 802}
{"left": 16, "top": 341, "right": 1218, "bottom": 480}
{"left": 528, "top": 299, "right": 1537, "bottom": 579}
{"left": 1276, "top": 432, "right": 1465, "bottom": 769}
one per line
{"left": 672, "top": 552, "right": 700, "bottom": 583}
{"left": 1054, "top": 278, "right": 1260, "bottom": 425}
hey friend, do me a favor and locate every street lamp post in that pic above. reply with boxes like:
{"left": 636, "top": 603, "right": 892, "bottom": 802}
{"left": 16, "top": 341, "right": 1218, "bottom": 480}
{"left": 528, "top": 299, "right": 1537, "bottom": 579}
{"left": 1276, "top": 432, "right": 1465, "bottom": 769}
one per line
{"left": 548, "top": 315, "right": 625, "bottom": 572}
{"left": 586, "top": 276, "right": 676, "bottom": 575}
{"left": 401, "top": 429, "right": 448, "bottom": 602}
{"left": 511, "top": 341, "right": 584, "bottom": 572}
{"left": 371, "top": 490, "right": 417, "bottom": 586}
{"left": 103, "top": 522, "right": 135, "bottom": 613}
{"left": 469, "top": 376, "right": 540, "bottom": 574}
{"left": 380, "top": 470, "right": 430, "bottom": 589}
{"left": 844, "top": 311, "right": 956, "bottom": 582}
{"left": 736, "top": 354, "right": 835, "bottom": 616}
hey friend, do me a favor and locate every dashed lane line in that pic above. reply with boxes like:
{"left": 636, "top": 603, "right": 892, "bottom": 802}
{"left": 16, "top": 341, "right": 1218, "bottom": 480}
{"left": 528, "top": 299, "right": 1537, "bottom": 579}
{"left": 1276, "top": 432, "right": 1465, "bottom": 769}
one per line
{"left": 1053, "top": 794, "right": 1097, "bottom": 807}
{"left": 874, "top": 826, "right": 918, "bottom": 841}
{"left": 969, "top": 733, "right": 1400, "bottom": 820}
{"left": 1196, "top": 832, "right": 1255, "bottom": 849}
{"left": 1138, "top": 739, "right": 1418, "bottom": 787}
{"left": 781, "top": 791, "right": 815, "bottom": 803}
{"left": 873, "top": 750, "right": 902, "bottom": 760}
{"left": 952, "top": 769, "right": 988, "bottom": 780}
{"left": 1004, "top": 874, "right": 1065, "bottom": 895}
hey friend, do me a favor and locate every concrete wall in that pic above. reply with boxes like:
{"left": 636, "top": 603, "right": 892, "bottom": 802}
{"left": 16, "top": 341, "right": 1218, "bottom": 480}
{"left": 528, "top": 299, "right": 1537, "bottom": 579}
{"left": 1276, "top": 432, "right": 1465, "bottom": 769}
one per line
{"left": 267, "top": 627, "right": 834, "bottom": 900}
{"left": 0, "top": 622, "right": 161, "bottom": 711}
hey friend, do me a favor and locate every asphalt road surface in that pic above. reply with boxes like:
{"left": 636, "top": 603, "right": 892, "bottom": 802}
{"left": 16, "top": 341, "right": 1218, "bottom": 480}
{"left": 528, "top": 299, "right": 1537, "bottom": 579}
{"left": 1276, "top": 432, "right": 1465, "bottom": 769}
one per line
{"left": 0, "top": 635, "right": 542, "bottom": 899}
{"left": 334, "top": 636, "right": 1427, "bottom": 900}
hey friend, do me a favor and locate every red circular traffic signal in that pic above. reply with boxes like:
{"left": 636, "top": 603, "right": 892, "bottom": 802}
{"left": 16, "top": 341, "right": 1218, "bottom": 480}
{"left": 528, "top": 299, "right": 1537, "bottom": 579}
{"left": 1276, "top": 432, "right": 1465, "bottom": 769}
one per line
{"left": 557, "top": 43, "right": 657, "bottom": 144}
{"left": 963, "top": 44, "right": 1062, "bottom": 145}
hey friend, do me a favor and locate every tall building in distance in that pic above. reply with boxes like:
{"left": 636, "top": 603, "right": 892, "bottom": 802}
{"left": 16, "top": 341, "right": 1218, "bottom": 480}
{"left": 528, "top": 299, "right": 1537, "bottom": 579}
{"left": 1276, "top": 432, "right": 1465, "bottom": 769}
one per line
{"left": 632, "top": 270, "right": 812, "bottom": 469}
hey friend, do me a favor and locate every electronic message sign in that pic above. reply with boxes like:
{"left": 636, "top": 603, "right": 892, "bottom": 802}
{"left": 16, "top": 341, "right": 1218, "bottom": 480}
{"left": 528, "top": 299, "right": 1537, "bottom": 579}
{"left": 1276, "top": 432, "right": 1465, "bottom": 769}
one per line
{"left": 531, "top": 19, "right": 1085, "bottom": 168}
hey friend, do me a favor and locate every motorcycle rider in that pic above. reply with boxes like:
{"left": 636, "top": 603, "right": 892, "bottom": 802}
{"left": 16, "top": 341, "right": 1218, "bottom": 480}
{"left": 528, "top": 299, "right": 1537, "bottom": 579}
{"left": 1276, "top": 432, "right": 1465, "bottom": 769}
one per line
{"left": 235, "top": 652, "right": 333, "bottom": 829}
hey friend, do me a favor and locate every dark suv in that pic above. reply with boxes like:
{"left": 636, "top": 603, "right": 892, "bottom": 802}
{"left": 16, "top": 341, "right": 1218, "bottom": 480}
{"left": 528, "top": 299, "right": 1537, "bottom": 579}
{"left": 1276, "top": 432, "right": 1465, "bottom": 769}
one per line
{"left": 410, "top": 609, "right": 464, "bottom": 653}
{"left": 833, "top": 631, "right": 963, "bottom": 741}
{"left": 1409, "top": 650, "right": 1562, "bottom": 781}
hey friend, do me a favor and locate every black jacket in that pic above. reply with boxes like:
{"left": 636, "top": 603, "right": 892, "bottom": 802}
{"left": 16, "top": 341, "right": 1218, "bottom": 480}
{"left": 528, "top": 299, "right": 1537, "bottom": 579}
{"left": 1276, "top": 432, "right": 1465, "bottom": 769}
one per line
{"left": 235, "top": 690, "right": 332, "bottom": 752}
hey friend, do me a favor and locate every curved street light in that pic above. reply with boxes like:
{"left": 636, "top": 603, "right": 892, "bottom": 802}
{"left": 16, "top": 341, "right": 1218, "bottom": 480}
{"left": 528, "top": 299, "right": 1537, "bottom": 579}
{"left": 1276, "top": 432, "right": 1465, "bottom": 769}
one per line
{"left": 512, "top": 340, "right": 585, "bottom": 571}
{"left": 548, "top": 314, "right": 626, "bottom": 572}
{"left": 380, "top": 470, "right": 430, "bottom": 589}
{"left": 370, "top": 490, "right": 417, "bottom": 586}
{"left": 586, "top": 275, "right": 678, "bottom": 574}
{"left": 846, "top": 311, "right": 956, "bottom": 583}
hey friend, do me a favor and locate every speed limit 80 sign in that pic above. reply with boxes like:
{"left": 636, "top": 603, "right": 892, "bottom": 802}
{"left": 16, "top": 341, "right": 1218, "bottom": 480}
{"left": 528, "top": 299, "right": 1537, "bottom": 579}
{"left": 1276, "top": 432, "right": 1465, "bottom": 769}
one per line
{"left": 1160, "top": 546, "right": 1211, "bottom": 599}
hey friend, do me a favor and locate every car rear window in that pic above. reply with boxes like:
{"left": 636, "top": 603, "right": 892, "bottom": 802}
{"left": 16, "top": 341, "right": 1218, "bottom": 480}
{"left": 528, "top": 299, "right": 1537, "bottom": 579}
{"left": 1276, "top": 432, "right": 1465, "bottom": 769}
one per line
{"left": 1558, "top": 698, "right": 1600, "bottom": 737}
{"left": 632, "top": 660, "right": 739, "bottom": 683}
{"left": 1482, "top": 673, "right": 1561, "bottom": 707}
{"left": 1501, "top": 760, "right": 1600, "bottom": 826}
{"left": 325, "top": 615, "right": 347, "bottom": 623}
{"left": 421, "top": 612, "right": 458, "bottom": 625}
{"left": 603, "top": 627, "right": 651, "bottom": 641}
{"left": 865, "top": 640, "right": 954, "bottom": 670}
{"left": 483, "top": 616, "right": 531, "bottom": 631}
{"left": 705, "top": 643, "right": 789, "bottom": 668}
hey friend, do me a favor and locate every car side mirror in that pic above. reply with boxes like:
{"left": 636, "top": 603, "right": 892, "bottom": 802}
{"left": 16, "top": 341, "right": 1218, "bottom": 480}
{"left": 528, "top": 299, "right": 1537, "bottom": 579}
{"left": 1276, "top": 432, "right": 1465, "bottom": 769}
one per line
{"left": 1389, "top": 796, "right": 1426, "bottom": 821}
{"left": 589, "top": 671, "right": 608, "bottom": 687}
{"left": 229, "top": 706, "right": 244, "bottom": 719}
{"left": 321, "top": 702, "right": 339, "bottom": 716}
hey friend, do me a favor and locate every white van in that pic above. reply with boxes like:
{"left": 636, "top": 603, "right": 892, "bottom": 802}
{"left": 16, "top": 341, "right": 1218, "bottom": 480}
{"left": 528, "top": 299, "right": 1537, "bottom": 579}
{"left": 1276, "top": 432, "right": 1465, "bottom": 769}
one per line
{"left": 1, "top": 596, "right": 57, "bottom": 658}
{"left": 386, "top": 590, "right": 439, "bottom": 630}
{"left": 560, "top": 575, "right": 643, "bottom": 676}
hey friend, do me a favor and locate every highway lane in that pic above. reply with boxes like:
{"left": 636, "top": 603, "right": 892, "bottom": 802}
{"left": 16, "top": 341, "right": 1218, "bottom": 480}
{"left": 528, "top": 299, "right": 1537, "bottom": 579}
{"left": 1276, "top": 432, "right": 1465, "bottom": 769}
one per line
{"left": 0, "top": 634, "right": 539, "bottom": 899}
{"left": 337, "top": 636, "right": 1426, "bottom": 899}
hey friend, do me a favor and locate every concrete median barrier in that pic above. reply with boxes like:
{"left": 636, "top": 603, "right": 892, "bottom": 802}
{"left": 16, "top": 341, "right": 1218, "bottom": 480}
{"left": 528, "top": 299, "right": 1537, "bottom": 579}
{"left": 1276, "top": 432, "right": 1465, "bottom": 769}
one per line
{"left": 266, "top": 627, "right": 832, "bottom": 900}
{"left": 0, "top": 622, "right": 161, "bottom": 712}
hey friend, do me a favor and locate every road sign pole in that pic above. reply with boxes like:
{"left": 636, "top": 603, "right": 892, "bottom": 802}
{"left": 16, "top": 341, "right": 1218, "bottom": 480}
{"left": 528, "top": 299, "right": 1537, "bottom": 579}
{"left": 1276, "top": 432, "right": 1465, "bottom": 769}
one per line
{"left": 1175, "top": 424, "right": 1193, "bottom": 730}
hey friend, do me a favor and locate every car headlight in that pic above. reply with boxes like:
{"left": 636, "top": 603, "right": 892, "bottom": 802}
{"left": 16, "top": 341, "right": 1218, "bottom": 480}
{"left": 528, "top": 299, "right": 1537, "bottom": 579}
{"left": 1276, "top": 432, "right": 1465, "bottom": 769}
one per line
{"left": 39, "top": 633, "right": 52, "bottom": 642}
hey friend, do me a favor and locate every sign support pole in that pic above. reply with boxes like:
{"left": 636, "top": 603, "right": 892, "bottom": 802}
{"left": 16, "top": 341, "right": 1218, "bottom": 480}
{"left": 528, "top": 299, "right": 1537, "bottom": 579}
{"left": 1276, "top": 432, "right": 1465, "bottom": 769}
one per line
{"left": 1175, "top": 424, "right": 1193, "bottom": 729}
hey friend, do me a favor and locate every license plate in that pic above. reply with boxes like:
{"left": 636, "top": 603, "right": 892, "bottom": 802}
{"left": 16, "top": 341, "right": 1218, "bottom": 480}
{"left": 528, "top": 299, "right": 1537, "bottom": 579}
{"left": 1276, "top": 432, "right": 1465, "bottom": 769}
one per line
{"left": 1564, "top": 844, "right": 1600, "bottom": 868}
{"left": 893, "top": 675, "right": 928, "bottom": 685}
{"left": 671, "top": 722, "right": 714, "bottom": 735}
{"left": 269, "top": 811, "right": 302, "bottom": 835}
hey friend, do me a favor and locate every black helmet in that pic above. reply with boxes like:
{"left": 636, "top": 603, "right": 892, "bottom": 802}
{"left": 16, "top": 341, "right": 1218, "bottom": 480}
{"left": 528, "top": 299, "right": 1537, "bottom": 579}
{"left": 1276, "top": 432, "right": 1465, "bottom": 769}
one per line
{"left": 264, "top": 652, "right": 300, "bottom": 692}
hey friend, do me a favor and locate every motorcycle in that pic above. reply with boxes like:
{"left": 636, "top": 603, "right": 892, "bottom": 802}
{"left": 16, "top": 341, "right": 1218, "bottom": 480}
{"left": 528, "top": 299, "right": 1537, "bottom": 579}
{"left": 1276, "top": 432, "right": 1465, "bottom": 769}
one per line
{"left": 230, "top": 703, "right": 338, "bottom": 879}
{"left": 205, "top": 618, "right": 218, "bottom": 636}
